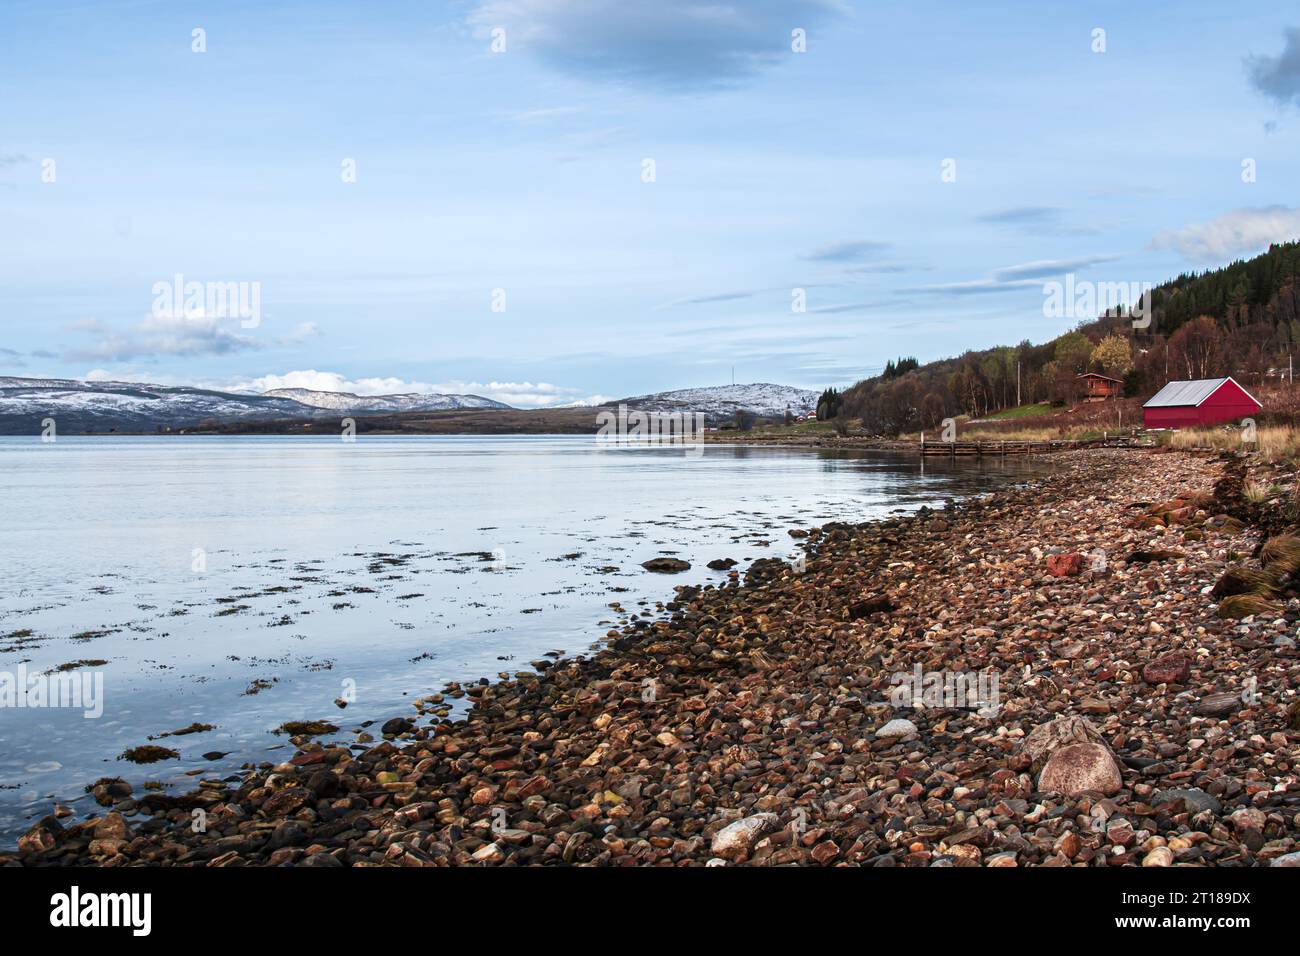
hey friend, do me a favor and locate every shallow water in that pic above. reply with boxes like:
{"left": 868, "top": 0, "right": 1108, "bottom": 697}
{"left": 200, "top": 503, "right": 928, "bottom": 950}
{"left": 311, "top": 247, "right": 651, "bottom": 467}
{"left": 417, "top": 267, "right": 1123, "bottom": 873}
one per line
{"left": 0, "top": 435, "right": 1044, "bottom": 841}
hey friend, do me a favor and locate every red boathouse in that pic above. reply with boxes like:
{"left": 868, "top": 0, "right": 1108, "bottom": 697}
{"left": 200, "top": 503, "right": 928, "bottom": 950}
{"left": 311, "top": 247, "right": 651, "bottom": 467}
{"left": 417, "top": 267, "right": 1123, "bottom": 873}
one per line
{"left": 1142, "top": 376, "right": 1262, "bottom": 429}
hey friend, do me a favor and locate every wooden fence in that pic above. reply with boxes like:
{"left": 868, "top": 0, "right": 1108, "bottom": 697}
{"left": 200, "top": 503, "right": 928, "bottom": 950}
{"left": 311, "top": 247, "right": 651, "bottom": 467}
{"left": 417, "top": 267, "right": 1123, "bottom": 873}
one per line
{"left": 917, "top": 435, "right": 1146, "bottom": 457}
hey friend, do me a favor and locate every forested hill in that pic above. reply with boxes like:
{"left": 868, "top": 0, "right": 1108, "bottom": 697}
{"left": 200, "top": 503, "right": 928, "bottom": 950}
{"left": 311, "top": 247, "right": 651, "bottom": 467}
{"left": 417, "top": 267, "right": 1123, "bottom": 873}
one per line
{"left": 842, "top": 241, "right": 1300, "bottom": 435}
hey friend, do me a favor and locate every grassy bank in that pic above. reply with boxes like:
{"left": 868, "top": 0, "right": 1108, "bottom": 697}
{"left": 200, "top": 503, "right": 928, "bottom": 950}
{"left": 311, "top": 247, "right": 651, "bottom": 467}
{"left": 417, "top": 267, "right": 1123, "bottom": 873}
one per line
{"left": 1158, "top": 425, "right": 1300, "bottom": 462}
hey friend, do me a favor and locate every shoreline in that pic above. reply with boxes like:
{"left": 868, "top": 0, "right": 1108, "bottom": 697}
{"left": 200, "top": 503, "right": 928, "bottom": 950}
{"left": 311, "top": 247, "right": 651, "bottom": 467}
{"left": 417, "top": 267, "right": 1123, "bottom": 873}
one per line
{"left": 9, "top": 447, "right": 1300, "bottom": 867}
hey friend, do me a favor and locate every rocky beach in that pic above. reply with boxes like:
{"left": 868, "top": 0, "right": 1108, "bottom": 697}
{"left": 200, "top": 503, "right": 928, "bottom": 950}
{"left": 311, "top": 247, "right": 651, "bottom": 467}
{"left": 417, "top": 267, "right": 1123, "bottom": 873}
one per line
{"left": 8, "top": 447, "right": 1300, "bottom": 868}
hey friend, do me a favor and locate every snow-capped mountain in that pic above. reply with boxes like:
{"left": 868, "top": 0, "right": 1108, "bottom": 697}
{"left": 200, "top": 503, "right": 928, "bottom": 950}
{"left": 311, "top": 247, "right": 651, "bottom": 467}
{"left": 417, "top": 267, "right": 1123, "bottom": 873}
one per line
{"left": 262, "top": 387, "right": 510, "bottom": 413}
{"left": 0, "top": 376, "right": 819, "bottom": 434}
{"left": 0, "top": 377, "right": 333, "bottom": 435}
{"left": 617, "top": 383, "right": 819, "bottom": 422}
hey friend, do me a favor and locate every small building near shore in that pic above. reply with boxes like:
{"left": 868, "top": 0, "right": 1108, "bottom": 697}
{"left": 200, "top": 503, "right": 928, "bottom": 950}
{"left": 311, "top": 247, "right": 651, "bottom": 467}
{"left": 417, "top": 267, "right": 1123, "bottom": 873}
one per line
{"left": 1078, "top": 372, "right": 1124, "bottom": 402}
{"left": 1142, "top": 376, "right": 1261, "bottom": 429}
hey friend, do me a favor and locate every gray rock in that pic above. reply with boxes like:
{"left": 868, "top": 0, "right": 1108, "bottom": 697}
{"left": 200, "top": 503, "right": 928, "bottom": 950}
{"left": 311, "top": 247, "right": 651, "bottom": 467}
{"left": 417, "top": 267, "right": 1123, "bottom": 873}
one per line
{"left": 642, "top": 558, "right": 691, "bottom": 573}
{"left": 1154, "top": 788, "right": 1221, "bottom": 815}
{"left": 877, "top": 718, "right": 919, "bottom": 739}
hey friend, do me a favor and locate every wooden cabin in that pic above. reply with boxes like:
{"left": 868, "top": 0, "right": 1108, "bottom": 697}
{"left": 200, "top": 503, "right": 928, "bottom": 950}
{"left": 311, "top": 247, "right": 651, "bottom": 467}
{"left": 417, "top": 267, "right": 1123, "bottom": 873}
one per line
{"left": 1078, "top": 372, "right": 1123, "bottom": 402}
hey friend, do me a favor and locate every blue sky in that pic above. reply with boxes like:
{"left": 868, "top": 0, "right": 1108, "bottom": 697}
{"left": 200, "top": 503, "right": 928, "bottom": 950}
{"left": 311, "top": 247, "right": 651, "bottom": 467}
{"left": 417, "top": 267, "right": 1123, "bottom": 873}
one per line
{"left": 3, "top": 0, "right": 1300, "bottom": 405}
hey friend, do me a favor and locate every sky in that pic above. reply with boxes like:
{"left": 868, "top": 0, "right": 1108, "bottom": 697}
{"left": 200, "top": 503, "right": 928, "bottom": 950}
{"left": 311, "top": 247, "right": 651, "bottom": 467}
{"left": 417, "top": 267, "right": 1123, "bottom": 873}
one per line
{"left": 3, "top": 1, "right": 1300, "bottom": 406}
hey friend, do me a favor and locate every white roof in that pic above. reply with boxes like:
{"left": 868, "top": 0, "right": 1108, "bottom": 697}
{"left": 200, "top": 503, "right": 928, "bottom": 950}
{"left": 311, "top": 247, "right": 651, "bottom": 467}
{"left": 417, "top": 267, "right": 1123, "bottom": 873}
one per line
{"left": 1142, "top": 376, "right": 1260, "bottom": 409}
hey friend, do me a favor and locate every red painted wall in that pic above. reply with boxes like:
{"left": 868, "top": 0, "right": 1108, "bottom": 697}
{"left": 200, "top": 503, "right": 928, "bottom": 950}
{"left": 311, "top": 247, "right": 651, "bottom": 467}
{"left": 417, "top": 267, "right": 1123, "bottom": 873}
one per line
{"left": 1143, "top": 379, "right": 1261, "bottom": 429}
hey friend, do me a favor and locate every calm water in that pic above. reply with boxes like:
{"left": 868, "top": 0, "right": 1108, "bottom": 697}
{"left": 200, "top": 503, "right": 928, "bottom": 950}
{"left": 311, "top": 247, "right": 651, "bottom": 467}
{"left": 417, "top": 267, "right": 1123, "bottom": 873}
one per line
{"left": 0, "top": 435, "right": 1043, "bottom": 841}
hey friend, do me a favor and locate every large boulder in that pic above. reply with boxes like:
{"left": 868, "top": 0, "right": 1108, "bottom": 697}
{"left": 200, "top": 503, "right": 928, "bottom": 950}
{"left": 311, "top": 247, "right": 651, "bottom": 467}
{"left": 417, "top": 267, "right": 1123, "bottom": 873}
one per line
{"left": 1021, "top": 716, "right": 1107, "bottom": 773}
{"left": 1038, "top": 742, "right": 1123, "bottom": 797}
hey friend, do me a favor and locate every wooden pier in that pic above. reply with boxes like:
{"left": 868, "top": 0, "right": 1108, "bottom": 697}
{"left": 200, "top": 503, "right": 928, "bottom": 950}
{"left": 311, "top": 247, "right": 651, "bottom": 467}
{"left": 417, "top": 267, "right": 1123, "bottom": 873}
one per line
{"left": 917, "top": 435, "right": 1144, "bottom": 457}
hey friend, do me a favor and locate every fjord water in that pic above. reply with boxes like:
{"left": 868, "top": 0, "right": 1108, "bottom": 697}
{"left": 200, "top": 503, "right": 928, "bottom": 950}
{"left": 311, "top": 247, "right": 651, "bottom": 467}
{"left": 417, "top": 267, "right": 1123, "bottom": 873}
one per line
{"left": 0, "top": 435, "right": 1042, "bottom": 841}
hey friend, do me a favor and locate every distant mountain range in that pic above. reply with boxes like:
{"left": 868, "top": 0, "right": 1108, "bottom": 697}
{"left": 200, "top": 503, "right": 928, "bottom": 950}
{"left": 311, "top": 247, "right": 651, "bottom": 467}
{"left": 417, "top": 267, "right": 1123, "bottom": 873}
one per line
{"left": 262, "top": 387, "right": 509, "bottom": 413}
{"left": 0, "top": 377, "right": 508, "bottom": 435}
{"left": 617, "top": 383, "right": 819, "bottom": 421}
{"left": 0, "top": 378, "right": 819, "bottom": 435}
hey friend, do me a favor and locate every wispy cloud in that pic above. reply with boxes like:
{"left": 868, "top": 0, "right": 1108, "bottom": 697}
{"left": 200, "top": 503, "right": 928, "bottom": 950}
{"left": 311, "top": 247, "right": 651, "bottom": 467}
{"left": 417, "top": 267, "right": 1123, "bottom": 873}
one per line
{"left": 898, "top": 278, "right": 1042, "bottom": 296}
{"left": 807, "top": 300, "right": 894, "bottom": 314}
{"left": 506, "top": 105, "right": 583, "bottom": 123}
{"left": 1246, "top": 27, "right": 1300, "bottom": 108}
{"left": 900, "top": 255, "right": 1118, "bottom": 296}
{"left": 976, "top": 206, "right": 1061, "bottom": 227}
{"left": 991, "top": 255, "right": 1119, "bottom": 281}
{"left": 804, "top": 239, "right": 891, "bottom": 263}
{"left": 657, "top": 289, "right": 762, "bottom": 309}
{"left": 1150, "top": 206, "right": 1300, "bottom": 261}
{"left": 64, "top": 315, "right": 262, "bottom": 363}
{"left": 975, "top": 205, "right": 1100, "bottom": 237}
{"left": 844, "top": 262, "right": 918, "bottom": 275}
{"left": 470, "top": 0, "right": 848, "bottom": 91}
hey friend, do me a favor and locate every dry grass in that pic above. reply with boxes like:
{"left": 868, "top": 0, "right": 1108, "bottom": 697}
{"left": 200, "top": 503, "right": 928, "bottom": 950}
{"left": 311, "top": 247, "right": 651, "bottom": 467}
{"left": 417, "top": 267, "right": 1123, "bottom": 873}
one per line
{"left": 958, "top": 424, "right": 1107, "bottom": 441}
{"left": 1242, "top": 481, "right": 1275, "bottom": 504}
{"left": 1217, "top": 593, "right": 1283, "bottom": 619}
{"left": 1161, "top": 425, "right": 1300, "bottom": 461}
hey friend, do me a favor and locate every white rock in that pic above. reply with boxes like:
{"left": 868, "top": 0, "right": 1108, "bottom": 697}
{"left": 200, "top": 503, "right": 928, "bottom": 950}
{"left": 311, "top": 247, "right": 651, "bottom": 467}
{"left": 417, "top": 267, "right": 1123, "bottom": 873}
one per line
{"left": 710, "top": 813, "right": 778, "bottom": 857}
{"left": 877, "top": 718, "right": 919, "bottom": 739}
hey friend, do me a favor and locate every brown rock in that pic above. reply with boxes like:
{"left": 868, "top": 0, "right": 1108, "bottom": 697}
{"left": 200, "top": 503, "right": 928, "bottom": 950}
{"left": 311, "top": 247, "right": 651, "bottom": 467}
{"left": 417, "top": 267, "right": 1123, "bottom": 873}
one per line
{"left": 261, "top": 787, "right": 312, "bottom": 817}
{"left": 811, "top": 840, "right": 840, "bottom": 865}
{"left": 1022, "top": 716, "right": 1107, "bottom": 773}
{"left": 1142, "top": 653, "right": 1191, "bottom": 685}
{"left": 848, "top": 593, "right": 894, "bottom": 618}
{"left": 1038, "top": 742, "right": 1123, "bottom": 797}
{"left": 92, "top": 812, "right": 133, "bottom": 842}
{"left": 1045, "top": 553, "right": 1084, "bottom": 577}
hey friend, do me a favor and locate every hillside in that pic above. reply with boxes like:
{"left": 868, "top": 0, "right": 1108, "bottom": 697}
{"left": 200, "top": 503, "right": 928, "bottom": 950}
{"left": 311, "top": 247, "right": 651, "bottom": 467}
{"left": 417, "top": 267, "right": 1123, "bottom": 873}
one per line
{"left": 841, "top": 241, "right": 1300, "bottom": 435}
{"left": 262, "top": 387, "right": 510, "bottom": 413}
{"left": 0, "top": 377, "right": 329, "bottom": 435}
{"left": 618, "top": 383, "right": 818, "bottom": 421}
{"left": 0, "top": 377, "right": 819, "bottom": 435}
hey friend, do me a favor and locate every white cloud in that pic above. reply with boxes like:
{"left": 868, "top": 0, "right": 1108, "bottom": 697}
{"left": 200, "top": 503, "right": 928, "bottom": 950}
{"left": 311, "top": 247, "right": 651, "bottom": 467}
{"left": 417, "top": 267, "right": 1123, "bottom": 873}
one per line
{"left": 277, "top": 322, "right": 319, "bottom": 345}
{"left": 1150, "top": 206, "right": 1300, "bottom": 262}
{"left": 65, "top": 314, "right": 260, "bottom": 362}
